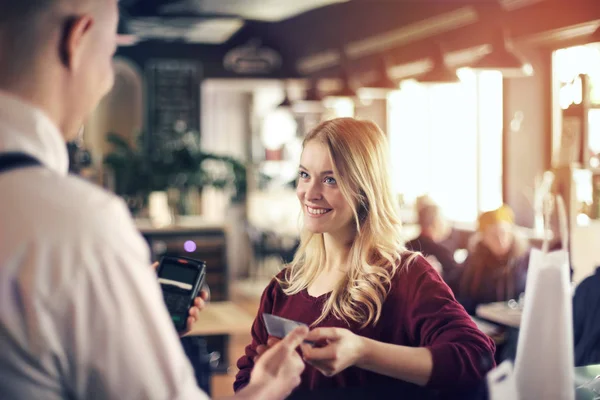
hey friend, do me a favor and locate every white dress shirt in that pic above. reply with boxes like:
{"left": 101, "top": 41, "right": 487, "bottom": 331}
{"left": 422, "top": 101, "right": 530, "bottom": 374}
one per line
{"left": 0, "top": 92, "right": 209, "bottom": 400}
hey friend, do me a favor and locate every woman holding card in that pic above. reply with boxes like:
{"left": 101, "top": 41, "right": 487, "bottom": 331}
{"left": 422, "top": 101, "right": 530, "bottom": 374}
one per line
{"left": 234, "top": 118, "right": 495, "bottom": 398}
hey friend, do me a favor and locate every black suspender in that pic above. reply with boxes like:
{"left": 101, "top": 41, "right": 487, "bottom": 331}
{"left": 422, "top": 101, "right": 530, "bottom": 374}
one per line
{"left": 0, "top": 152, "right": 41, "bottom": 174}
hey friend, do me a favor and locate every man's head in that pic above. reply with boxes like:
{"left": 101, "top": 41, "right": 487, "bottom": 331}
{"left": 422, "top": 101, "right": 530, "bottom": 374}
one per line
{"left": 418, "top": 204, "right": 450, "bottom": 243}
{"left": 0, "top": 0, "right": 119, "bottom": 140}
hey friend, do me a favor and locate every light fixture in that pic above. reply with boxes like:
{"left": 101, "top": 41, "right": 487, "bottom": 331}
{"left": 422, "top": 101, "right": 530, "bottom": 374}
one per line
{"left": 591, "top": 23, "right": 600, "bottom": 42}
{"left": 417, "top": 45, "right": 459, "bottom": 84}
{"left": 358, "top": 57, "right": 399, "bottom": 98}
{"left": 293, "top": 79, "right": 325, "bottom": 113}
{"left": 303, "top": 79, "right": 323, "bottom": 102}
{"left": 277, "top": 81, "right": 293, "bottom": 109}
{"left": 261, "top": 108, "right": 297, "bottom": 151}
{"left": 326, "top": 48, "right": 358, "bottom": 100}
{"left": 326, "top": 68, "right": 358, "bottom": 99}
{"left": 471, "top": 28, "right": 533, "bottom": 77}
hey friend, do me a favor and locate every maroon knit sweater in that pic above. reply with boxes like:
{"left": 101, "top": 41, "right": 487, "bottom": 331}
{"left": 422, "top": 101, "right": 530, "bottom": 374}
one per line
{"left": 234, "top": 255, "right": 495, "bottom": 397}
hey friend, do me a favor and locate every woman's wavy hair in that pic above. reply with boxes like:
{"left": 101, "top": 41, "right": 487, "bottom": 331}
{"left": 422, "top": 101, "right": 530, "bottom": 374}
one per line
{"left": 278, "top": 118, "right": 415, "bottom": 328}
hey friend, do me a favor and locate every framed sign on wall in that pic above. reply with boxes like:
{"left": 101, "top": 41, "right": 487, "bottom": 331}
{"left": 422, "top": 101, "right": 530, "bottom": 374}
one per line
{"left": 146, "top": 59, "right": 203, "bottom": 155}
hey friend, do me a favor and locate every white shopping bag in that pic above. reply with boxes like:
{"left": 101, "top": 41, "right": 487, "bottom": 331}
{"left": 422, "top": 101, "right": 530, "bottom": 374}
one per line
{"left": 487, "top": 361, "right": 520, "bottom": 400}
{"left": 514, "top": 195, "right": 574, "bottom": 400}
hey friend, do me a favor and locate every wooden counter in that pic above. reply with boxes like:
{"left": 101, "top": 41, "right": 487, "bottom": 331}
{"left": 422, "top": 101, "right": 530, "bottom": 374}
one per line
{"left": 185, "top": 301, "right": 255, "bottom": 336}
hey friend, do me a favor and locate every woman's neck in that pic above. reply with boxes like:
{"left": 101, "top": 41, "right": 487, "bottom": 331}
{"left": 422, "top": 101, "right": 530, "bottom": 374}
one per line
{"left": 322, "top": 232, "right": 353, "bottom": 271}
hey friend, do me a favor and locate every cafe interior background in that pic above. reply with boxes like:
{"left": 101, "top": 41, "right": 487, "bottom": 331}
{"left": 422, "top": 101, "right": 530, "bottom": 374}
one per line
{"left": 68, "top": 0, "right": 600, "bottom": 396}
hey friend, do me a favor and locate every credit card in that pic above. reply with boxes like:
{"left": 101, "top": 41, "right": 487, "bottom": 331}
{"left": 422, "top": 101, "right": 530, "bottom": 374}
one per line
{"left": 263, "top": 313, "right": 307, "bottom": 338}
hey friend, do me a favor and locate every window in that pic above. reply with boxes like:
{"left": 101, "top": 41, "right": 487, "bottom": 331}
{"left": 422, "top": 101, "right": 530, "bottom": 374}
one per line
{"left": 553, "top": 43, "right": 600, "bottom": 168}
{"left": 388, "top": 70, "right": 503, "bottom": 223}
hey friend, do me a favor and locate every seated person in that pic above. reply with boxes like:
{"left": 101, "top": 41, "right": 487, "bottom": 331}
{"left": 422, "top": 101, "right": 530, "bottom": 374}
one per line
{"left": 406, "top": 201, "right": 462, "bottom": 290}
{"left": 573, "top": 266, "right": 600, "bottom": 366}
{"left": 234, "top": 118, "right": 496, "bottom": 398}
{"left": 456, "top": 205, "right": 530, "bottom": 315}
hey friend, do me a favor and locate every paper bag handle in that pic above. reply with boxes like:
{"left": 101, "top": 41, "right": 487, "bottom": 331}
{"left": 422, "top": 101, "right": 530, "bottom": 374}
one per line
{"left": 541, "top": 194, "right": 568, "bottom": 253}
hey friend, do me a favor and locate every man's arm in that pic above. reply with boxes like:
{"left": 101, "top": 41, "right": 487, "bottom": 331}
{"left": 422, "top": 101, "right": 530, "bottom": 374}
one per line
{"left": 53, "top": 199, "right": 209, "bottom": 400}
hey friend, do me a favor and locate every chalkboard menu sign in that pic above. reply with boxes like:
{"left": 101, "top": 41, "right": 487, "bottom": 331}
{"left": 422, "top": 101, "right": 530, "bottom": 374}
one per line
{"left": 146, "top": 59, "right": 202, "bottom": 154}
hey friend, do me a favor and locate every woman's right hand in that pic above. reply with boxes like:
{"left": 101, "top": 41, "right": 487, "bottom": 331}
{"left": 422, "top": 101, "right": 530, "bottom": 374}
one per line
{"left": 243, "top": 326, "right": 308, "bottom": 400}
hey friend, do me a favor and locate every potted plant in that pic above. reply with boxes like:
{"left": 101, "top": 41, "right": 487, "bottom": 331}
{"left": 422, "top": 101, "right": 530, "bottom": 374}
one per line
{"left": 103, "top": 131, "right": 247, "bottom": 216}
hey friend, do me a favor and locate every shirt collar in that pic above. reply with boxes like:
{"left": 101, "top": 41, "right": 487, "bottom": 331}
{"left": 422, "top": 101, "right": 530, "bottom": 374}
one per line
{"left": 0, "top": 91, "right": 69, "bottom": 175}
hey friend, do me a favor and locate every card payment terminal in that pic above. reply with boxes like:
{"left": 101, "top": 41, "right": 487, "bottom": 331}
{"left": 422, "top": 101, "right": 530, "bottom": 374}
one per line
{"left": 156, "top": 256, "right": 206, "bottom": 333}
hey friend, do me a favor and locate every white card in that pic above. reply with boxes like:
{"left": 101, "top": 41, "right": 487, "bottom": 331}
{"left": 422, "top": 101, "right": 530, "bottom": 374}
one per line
{"left": 263, "top": 313, "right": 307, "bottom": 339}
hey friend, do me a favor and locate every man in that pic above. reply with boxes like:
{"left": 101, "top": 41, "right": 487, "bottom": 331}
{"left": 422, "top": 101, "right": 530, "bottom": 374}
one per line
{"left": 406, "top": 203, "right": 461, "bottom": 290}
{"left": 0, "top": 1, "right": 307, "bottom": 399}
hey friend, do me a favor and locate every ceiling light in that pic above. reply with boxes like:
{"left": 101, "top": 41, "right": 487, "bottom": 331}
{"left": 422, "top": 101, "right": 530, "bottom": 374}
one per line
{"left": 325, "top": 68, "right": 358, "bottom": 100}
{"left": 417, "top": 45, "right": 459, "bottom": 84}
{"left": 358, "top": 57, "right": 399, "bottom": 98}
{"left": 293, "top": 79, "right": 325, "bottom": 113}
{"left": 277, "top": 83, "right": 293, "bottom": 109}
{"left": 471, "top": 28, "right": 533, "bottom": 77}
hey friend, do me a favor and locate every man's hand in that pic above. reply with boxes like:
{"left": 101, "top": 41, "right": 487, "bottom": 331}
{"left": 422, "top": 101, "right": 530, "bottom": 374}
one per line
{"left": 239, "top": 326, "right": 308, "bottom": 400}
{"left": 254, "top": 337, "right": 281, "bottom": 362}
{"left": 151, "top": 261, "right": 209, "bottom": 337}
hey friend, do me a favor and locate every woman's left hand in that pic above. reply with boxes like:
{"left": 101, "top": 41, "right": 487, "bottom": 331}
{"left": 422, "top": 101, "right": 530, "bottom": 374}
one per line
{"left": 301, "top": 328, "right": 365, "bottom": 377}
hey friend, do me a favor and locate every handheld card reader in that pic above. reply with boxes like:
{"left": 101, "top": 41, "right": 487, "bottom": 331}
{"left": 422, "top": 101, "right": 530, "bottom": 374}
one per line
{"left": 157, "top": 256, "right": 206, "bottom": 333}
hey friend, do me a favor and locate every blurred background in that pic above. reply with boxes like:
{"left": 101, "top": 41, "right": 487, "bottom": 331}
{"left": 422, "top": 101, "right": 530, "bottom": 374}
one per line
{"left": 66, "top": 0, "right": 600, "bottom": 396}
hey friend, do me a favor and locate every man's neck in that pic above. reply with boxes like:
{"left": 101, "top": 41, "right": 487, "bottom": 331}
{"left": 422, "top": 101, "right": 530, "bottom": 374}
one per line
{"left": 0, "top": 66, "right": 70, "bottom": 141}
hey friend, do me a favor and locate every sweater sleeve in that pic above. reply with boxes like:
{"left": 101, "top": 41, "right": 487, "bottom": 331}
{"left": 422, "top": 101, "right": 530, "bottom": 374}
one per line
{"left": 403, "top": 256, "right": 496, "bottom": 391}
{"left": 233, "top": 277, "right": 278, "bottom": 392}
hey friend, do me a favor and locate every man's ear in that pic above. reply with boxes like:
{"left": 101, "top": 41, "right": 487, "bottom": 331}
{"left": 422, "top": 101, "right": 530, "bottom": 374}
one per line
{"left": 60, "top": 15, "right": 94, "bottom": 71}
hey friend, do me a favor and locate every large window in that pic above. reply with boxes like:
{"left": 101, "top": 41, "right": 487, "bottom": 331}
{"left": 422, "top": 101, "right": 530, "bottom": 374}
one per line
{"left": 388, "top": 70, "right": 503, "bottom": 223}
{"left": 553, "top": 43, "right": 600, "bottom": 169}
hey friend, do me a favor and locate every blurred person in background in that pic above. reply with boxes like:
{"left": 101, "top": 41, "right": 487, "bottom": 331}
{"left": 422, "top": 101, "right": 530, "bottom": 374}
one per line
{"left": 406, "top": 201, "right": 462, "bottom": 291}
{"left": 456, "top": 205, "right": 530, "bottom": 315}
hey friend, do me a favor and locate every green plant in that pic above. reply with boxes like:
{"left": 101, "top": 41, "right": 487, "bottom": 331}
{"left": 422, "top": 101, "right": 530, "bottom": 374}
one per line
{"left": 103, "top": 131, "right": 247, "bottom": 211}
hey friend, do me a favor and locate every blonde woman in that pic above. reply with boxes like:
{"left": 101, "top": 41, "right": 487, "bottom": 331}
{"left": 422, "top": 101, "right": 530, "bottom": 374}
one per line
{"left": 234, "top": 118, "right": 495, "bottom": 397}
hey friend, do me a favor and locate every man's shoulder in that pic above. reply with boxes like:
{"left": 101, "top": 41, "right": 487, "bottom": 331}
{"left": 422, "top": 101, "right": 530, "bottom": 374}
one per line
{"left": 5, "top": 171, "right": 135, "bottom": 245}
{"left": 44, "top": 174, "right": 130, "bottom": 229}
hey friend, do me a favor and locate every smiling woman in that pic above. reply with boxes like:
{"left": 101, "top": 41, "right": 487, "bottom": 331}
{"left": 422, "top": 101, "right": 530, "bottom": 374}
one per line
{"left": 234, "top": 118, "right": 496, "bottom": 398}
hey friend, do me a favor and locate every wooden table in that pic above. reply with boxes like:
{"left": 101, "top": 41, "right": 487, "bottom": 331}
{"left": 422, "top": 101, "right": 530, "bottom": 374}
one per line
{"left": 186, "top": 301, "right": 255, "bottom": 336}
{"left": 475, "top": 301, "right": 522, "bottom": 329}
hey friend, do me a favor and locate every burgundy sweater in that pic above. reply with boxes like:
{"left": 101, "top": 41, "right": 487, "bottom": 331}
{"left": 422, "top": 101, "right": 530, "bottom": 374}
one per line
{"left": 234, "top": 255, "right": 495, "bottom": 397}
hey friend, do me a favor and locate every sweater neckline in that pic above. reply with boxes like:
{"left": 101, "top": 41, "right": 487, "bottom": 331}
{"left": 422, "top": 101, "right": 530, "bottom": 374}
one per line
{"left": 300, "top": 288, "right": 331, "bottom": 302}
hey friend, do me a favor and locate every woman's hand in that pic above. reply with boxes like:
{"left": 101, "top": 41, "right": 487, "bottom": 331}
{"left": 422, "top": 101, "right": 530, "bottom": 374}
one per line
{"left": 300, "top": 327, "right": 365, "bottom": 377}
{"left": 151, "top": 261, "right": 209, "bottom": 337}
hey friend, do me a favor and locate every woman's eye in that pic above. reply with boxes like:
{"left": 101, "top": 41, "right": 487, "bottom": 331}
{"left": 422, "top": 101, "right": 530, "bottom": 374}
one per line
{"left": 324, "top": 176, "right": 336, "bottom": 184}
{"left": 299, "top": 171, "right": 309, "bottom": 179}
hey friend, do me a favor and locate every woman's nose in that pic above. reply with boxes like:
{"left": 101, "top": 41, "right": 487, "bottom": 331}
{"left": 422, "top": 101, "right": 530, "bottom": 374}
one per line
{"left": 305, "top": 181, "right": 323, "bottom": 201}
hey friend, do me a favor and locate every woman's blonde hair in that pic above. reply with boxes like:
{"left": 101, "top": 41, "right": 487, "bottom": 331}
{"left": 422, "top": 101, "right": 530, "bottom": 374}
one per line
{"left": 279, "top": 117, "right": 415, "bottom": 328}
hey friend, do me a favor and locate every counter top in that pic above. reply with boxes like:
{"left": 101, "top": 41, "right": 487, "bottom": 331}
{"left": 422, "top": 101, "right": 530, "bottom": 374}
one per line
{"left": 135, "top": 216, "right": 225, "bottom": 234}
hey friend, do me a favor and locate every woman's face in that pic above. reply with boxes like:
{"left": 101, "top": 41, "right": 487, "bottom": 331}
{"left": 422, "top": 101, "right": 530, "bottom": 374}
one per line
{"left": 482, "top": 221, "right": 514, "bottom": 257}
{"left": 296, "top": 141, "right": 355, "bottom": 238}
